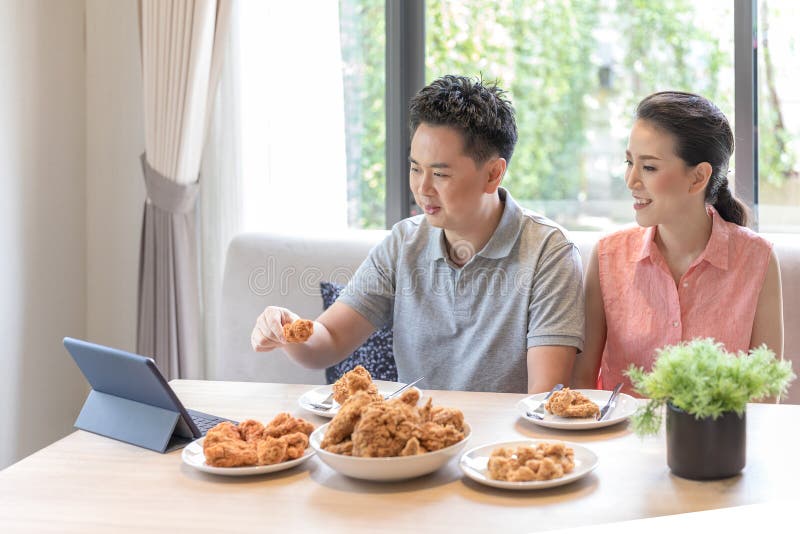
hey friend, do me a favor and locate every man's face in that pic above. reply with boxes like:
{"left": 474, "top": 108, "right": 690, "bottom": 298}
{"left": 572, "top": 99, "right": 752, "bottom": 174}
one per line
{"left": 409, "top": 123, "right": 497, "bottom": 233}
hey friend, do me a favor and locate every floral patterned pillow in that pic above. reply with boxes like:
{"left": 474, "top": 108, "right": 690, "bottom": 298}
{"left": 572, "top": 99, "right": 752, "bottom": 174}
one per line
{"left": 320, "top": 281, "right": 398, "bottom": 384}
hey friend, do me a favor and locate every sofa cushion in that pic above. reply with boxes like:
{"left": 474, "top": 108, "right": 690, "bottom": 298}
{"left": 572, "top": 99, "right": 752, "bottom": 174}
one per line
{"left": 321, "top": 282, "right": 398, "bottom": 383}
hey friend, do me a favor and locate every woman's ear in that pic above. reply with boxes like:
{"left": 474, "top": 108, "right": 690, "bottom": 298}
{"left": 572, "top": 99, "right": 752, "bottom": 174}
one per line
{"left": 484, "top": 157, "right": 507, "bottom": 193}
{"left": 689, "top": 162, "right": 713, "bottom": 195}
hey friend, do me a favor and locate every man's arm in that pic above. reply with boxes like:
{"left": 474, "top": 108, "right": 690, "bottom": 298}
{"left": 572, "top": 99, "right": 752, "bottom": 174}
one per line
{"left": 525, "top": 237, "right": 585, "bottom": 394}
{"left": 527, "top": 345, "right": 576, "bottom": 394}
{"left": 572, "top": 244, "right": 605, "bottom": 388}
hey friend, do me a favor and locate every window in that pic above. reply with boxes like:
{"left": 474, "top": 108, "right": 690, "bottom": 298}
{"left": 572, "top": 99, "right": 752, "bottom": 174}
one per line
{"left": 237, "top": 1, "right": 352, "bottom": 233}
{"left": 758, "top": 0, "right": 800, "bottom": 232}
{"left": 425, "top": 0, "right": 735, "bottom": 231}
{"left": 339, "top": 0, "right": 386, "bottom": 229}
{"left": 235, "top": 1, "right": 799, "bottom": 233}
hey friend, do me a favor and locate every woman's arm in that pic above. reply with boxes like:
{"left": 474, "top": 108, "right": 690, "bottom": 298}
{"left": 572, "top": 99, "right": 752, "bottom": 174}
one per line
{"left": 750, "top": 248, "right": 784, "bottom": 403}
{"left": 750, "top": 248, "right": 784, "bottom": 356}
{"left": 571, "top": 244, "right": 606, "bottom": 388}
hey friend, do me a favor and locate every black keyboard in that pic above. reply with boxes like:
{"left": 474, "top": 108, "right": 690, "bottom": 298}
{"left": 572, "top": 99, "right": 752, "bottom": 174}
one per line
{"left": 186, "top": 409, "right": 237, "bottom": 434}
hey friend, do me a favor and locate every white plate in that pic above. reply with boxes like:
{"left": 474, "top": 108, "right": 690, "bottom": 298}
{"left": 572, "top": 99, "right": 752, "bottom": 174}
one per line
{"left": 298, "top": 380, "right": 422, "bottom": 418}
{"left": 181, "top": 436, "right": 315, "bottom": 476}
{"left": 459, "top": 439, "right": 598, "bottom": 490}
{"left": 516, "top": 389, "right": 639, "bottom": 430}
{"left": 309, "top": 422, "right": 470, "bottom": 481}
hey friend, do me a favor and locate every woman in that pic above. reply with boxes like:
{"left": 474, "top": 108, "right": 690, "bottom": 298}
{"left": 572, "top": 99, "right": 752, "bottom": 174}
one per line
{"left": 573, "top": 91, "right": 783, "bottom": 394}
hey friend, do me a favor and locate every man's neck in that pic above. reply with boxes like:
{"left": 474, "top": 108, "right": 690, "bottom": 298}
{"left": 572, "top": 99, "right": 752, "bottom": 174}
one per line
{"left": 444, "top": 193, "right": 505, "bottom": 267}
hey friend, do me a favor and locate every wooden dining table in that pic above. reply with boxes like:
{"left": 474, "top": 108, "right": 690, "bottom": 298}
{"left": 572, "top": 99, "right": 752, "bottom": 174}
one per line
{"left": 0, "top": 380, "right": 798, "bottom": 533}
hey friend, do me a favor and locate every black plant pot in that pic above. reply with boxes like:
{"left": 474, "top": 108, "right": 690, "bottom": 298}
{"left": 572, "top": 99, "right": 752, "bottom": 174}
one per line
{"left": 666, "top": 402, "right": 746, "bottom": 480}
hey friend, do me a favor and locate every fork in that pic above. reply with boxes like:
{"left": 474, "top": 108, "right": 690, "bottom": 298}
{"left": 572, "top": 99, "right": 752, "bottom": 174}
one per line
{"left": 309, "top": 377, "right": 424, "bottom": 411}
{"left": 525, "top": 383, "right": 564, "bottom": 420}
{"left": 308, "top": 391, "right": 335, "bottom": 410}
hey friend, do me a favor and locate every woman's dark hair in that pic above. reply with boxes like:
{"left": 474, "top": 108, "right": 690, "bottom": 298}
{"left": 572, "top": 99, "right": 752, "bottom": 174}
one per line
{"left": 635, "top": 91, "right": 749, "bottom": 226}
{"left": 409, "top": 75, "right": 518, "bottom": 164}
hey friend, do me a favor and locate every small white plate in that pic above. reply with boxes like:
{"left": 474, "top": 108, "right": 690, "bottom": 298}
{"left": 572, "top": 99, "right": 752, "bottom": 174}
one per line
{"left": 459, "top": 439, "right": 598, "bottom": 490}
{"left": 298, "top": 380, "right": 422, "bottom": 418}
{"left": 181, "top": 437, "right": 315, "bottom": 476}
{"left": 517, "top": 389, "right": 639, "bottom": 430}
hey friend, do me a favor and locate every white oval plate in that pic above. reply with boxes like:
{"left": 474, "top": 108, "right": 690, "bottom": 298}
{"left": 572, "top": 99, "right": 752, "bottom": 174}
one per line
{"left": 298, "top": 380, "right": 422, "bottom": 418}
{"left": 182, "top": 436, "right": 315, "bottom": 476}
{"left": 517, "top": 389, "right": 638, "bottom": 430}
{"left": 309, "top": 422, "right": 470, "bottom": 481}
{"left": 459, "top": 439, "right": 598, "bottom": 490}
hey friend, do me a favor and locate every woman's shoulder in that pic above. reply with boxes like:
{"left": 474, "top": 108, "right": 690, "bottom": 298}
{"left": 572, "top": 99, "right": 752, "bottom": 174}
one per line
{"left": 597, "top": 224, "right": 647, "bottom": 257}
{"left": 723, "top": 218, "right": 773, "bottom": 256}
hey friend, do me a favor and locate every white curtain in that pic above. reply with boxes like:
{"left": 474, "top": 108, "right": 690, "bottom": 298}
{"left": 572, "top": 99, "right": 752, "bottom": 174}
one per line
{"left": 200, "top": 4, "right": 241, "bottom": 380}
{"left": 201, "top": 0, "right": 349, "bottom": 379}
{"left": 138, "top": 0, "right": 232, "bottom": 379}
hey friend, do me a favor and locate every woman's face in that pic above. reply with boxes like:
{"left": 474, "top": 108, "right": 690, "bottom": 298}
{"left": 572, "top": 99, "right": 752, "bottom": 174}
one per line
{"left": 624, "top": 119, "right": 699, "bottom": 227}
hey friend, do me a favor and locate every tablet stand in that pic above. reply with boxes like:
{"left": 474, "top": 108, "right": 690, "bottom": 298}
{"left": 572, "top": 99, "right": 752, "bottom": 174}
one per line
{"left": 74, "top": 390, "right": 191, "bottom": 453}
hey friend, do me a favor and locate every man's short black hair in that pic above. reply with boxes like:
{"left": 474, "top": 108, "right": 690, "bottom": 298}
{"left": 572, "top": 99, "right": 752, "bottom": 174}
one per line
{"left": 409, "top": 75, "right": 518, "bottom": 164}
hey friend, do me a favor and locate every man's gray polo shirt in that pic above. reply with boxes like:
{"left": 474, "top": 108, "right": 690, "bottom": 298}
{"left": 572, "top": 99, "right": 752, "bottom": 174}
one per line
{"left": 338, "top": 188, "right": 584, "bottom": 393}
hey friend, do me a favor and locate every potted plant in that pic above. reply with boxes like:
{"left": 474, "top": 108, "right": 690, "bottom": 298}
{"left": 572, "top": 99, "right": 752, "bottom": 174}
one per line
{"left": 626, "top": 338, "right": 795, "bottom": 480}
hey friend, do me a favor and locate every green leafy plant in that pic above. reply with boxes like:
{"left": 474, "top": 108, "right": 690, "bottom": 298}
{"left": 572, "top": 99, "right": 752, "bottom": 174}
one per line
{"left": 625, "top": 338, "right": 796, "bottom": 436}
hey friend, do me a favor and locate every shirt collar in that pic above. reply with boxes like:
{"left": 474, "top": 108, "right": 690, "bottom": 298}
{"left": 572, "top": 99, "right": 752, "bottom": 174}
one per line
{"left": 476, "top": 188, "right": 523, "bottom": 260}
{"left": 422, "top": 187, "right": 522, "bottom": 264}
{"left": 630, "top": 205, "right": 730, "bottom": 270}
{"left": 697, "top": 205, "right": 730, "bottom": 270}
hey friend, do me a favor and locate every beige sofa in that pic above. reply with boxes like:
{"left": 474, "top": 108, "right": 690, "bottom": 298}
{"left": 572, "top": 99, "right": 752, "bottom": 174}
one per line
{"left": 219, "top": 230, "right": 800, "bottom": 403}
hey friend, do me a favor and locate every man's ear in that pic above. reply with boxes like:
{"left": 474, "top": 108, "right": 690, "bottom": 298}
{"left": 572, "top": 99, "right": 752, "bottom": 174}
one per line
{"left": 689, "top": 162, "right": 713, "bottom": 195}
{"left": 484, "top": 157, "right": 507, "bottom": 193}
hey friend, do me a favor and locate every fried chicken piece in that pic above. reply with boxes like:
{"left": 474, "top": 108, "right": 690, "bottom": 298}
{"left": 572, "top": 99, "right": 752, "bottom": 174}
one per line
{"left": 400, "top": 436, "right": 425, "bottom": 456}
{"left": 238, "top": 419, "right": 266, "bottom": 442}
{"left": 203, "top": 421, "right": 241, "bottom": 447}
{"left": 204, "top": 440, "right": 258, "bottom": 467}
{"left": 507, "top": 465, "right": 537, "bottom": 482}
{"left": 430, "top": 406, "right": 465, "bottom": 430}
{"left": 417, "top": 397, "right": 433, "bottom": 422}
{"left": 256, "top": 436, "right": 288, "bottom": 465}
{"left": 281, "top": 432, "right": 310, "bottom": 460}
{"left": 263, "top": 412, "right": 314, "bottom": 438}
{"left": 396, "top": 387, "right": 420, "bottom": 406}
{"left": 487, "top": 455, "right": 514, "bottom": 480}
{"left": 332, "top": 365, "right": 380, "bottom": 405}
{"left": 413, "top": 421, "right": 465, "bottom": 452}
{"left": 529, "top": 456, "right": 565, "bottom": 480}
{"left": 321, "top": 391, "right": 381, "bottom": 449}
{"left": 351, "top": 400, "right": 421, "bottom": 457}
{"left": 324, "top": 439, "right": 354, "bottom": 456}
{"left": 545, "top": 388, "right": 600, "bottom": 418}
{"left": 487, "top": 443, "right": 575, "bottom": 482}
{"left": 283, "top": 319, "right": 314, "bottom": 343}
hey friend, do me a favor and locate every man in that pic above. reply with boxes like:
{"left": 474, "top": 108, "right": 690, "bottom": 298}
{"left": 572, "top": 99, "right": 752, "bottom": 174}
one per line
{"left": 251, "top": 75, "right": 584, "bottom": 393}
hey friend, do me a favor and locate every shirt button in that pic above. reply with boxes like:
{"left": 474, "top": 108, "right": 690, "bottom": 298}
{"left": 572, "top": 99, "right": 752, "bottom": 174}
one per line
{"left": 682, "top": 282, "right": 688, "bottom": 288}
{"left": 672, "top": 320, "right": 679, "bottom": 328}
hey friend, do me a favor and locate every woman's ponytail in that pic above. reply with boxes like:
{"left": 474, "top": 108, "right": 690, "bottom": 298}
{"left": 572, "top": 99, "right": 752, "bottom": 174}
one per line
{"left": 710, "top": 177, "right": 749, "bottom": 227}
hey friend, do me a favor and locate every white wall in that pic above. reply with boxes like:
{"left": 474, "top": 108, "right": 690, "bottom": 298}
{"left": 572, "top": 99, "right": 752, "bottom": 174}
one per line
{"left": 0, "top": 0, "right": 88, "bottom": 469}
{"left": 85, "top": 0, "right": 144, "bottom": 352}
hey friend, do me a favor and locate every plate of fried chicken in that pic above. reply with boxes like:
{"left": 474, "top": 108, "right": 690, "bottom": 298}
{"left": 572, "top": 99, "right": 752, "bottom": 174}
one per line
{"left": 460, "top": 439, "right": 598, "bottom": 490}
{"left": 516, "top": 388, "right": 639, "bottom": 429}
{"left": 182, "top": 413, "right": 316, "bottom": 476}
{"left": 298, "top": 366, "right": 422, "bottom": 418}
